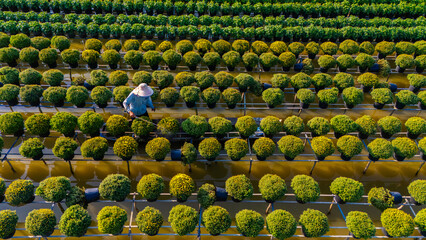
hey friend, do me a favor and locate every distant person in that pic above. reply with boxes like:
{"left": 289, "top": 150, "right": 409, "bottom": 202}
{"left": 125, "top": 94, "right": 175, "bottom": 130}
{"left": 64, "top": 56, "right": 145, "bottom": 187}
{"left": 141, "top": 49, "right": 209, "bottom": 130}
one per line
{"left": 123, "top": 83, "right": 155, "bottom": 119}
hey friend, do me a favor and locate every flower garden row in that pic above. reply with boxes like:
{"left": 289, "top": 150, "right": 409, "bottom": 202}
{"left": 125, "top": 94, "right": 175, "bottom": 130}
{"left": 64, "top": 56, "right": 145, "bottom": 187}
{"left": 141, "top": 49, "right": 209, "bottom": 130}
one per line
{"left": 3, "top": 12, "right": 426, "bottom": 29}
{"left": 0, "top": 112, "right": 424, "bottom": 162}
{"left": 0, "top": 175, "right": 425, "bottom": 238}
{"left": 1, "top": 1, "right": 423, "bottom": 18}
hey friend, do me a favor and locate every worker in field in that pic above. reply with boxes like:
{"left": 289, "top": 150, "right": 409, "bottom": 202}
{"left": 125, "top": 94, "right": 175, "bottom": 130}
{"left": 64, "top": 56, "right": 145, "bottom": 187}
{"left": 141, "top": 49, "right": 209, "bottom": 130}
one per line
{"left": 123, "top": 83, "right": 155, "bottom": 119}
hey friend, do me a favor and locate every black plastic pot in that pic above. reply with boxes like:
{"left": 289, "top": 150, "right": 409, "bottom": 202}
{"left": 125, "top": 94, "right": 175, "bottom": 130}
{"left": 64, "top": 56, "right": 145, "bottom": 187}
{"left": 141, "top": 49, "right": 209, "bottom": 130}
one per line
{"left": 93, "top": 154, "right": 105, "bottom": 161}
{"left": 338, "top": 67, "right": 347, "bottom": 72}
{"left": 419, "top": 102, "right": 426, "bottom": 110}
{"left": 150, "top": 65, "right": 159, "bottom": 71}
{"left": 85, "top": 188, "right": 100, "bottom": 203}
{"left": 282, "top": 66, "right": 290, "bottom": 71}
{"left": 344, "top": 102, "right": 355, "bottom": 109}
{"left": 165, "top": 103, "right": 175, "bottom": 108}
{"left": 393, "top": 152, "right": 405, "bottom": 161}
{"left": 131, "top": 65, "right": 140, "bottom": 70}
{"left": 32, "top": 152, "right": 44, "bottom": 160}
{"left": 396, "top": 66, "right": 405, "bottom": 73}
{"left": 389, "top": 83, "right": 398, "bottom": 93}
{"left": 185, "top": 101, "right": 196, "bottom": 108}
{"left": 262, "top": 66, "right": 271, "bottom": 72}
{"left": 361, "top": 85, "right": 372, "bottom": 93}
{"left": 409, "top": 85, "right": 421, "bottom": 93}
{"left": 334, "top": 132, "right": 343, "bottom": 139}
{"left": 335, "top": 195, "right": 346, "bottom": 204}
{"left": 231, "top": 196, "right": 242, "bottom": 202}
{"left": 207, "top": 65, "right": 216, "bottom": 71}
{"left": 39, "top": 131, "right": 50, "bottom": 138}
{"left": 69, "top": 62, "right": 79, "bottom": 68}
{"left": 416, "top": 67, "right": 424, "bottom": 73}
{"left": 308, "top": 53, "right": 316, "bottom": 59}
{"left": 300, "top": 102, "right": 310, "bottom": 109}
{"left": 316, "top": 155, "right": 325, "bottom": 161}
{"left": 285, "top": 155, "right": 295, "bottom": 161}
{"left": 29, "top": 99, "right": 41, "bottom": 107}
{"left": 64, "top": 130, "right": 76, "bottom": 138}
{"left": 29, "top": 62, "right": 39, "bottom": 68}
{"left": 227, "top": 66, "right": 235, "bottom": 71}
{"left": 76, "top": 102, "right": 86, "bottom": 108}
{"left": 378, "top": 53, "right": 387, "bottom": 59}
{"left": 239, "top": 86, "right": 248, "bottom": 93}
{"left": 380, "top": 130, "right": 393, "bottom": 139}
{"left": 340, "top": 153, "right": 352, "bottom": 161}
{"left": 358, "top": 132, "right": 369, "bottom": 139}
{"left": 168, "top": 65, "right": 177, "bottom": 70}
{"left": 7, "top": 60, "right": 18, "bottom": 67}
{"left": 407, "top": 132, "right": 420, "bottom": 139}
{"left": 245, "top": 66, "right": 253, "bottom": 71}
{"left": 421, "top": 151, "right": 426, "bottom": 161}
{"left": 296, "top": 197, "right": 306, "bottom": 204}
{"left": 358, "top": 66, "right": 367, "bottom": 73}
{"left": 227, "top": 104, "right": 236, "bottom": 109}
{"left": 373, "top": 102, "right": 385, "bottom": 109}
{"left": 207, "top": 102, "right": 216, "bottom": 109}
{"left": 13, "top": 129, "right": 24, "bottom": 137}
{"left": 319, "top": 67, "right": 328, "bottom": 73}
{"left": 369, "top": 63, "right": 380, "bottom": 72}
{"left": 215, "top": 187, "right": 228, "bottom": 201}
{"left": 390, "top": 191, "right": 402, "bottom": 204}
{"left": 394, "top": 101, "right": 406, "bottom": 109}
{"left": 319, "top": 101, "right": 329, "bottom": 109}
{"left": 109, "top": 63, "right": 118, "bottom": 69}
{"left": 88, "top": 62, "right": 98, "bottom": 69}
{"left": 368, "top": 154, "right": 379, "bottom": 162}
{"left": 6, "top": 98, "right": 19, "bottom": 106}
{"left": 188, "top": 65, "right": 197, "bottom": 71}
{"left": 63, "top": 154, "right": 75, "bottom": 161}
{"left": 171, "top": 149, "right": 182, "bottom": 161}
{"left": 47, "top": 62, "right": 57, "bottom": 68}
{"left": 256, "top": 155, "right": 267, "bottom": 161}
{"left": 96, "top": 102, "right": 108, "bottom": 108}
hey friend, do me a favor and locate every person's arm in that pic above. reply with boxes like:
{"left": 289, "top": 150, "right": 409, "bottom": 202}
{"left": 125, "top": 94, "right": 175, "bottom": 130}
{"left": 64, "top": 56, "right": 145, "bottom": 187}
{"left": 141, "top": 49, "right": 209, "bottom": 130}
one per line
{"left": 146, "top": 96, "right": 155, "bottom": 110}
{"left": 123, "top": 93, "right": 134, "bottom": 113}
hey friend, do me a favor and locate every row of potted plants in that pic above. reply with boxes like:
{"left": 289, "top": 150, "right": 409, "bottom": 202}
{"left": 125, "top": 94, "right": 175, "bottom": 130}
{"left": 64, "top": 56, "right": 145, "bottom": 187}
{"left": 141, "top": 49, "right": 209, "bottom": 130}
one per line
{"left": 1, "top": 175, "right": 424, "bottom": 238}
{"left": 0, "top": 0, "right": 423, "bottom": 18}
{"left": 2, "top": 11, "right": 425, "bottom": 29}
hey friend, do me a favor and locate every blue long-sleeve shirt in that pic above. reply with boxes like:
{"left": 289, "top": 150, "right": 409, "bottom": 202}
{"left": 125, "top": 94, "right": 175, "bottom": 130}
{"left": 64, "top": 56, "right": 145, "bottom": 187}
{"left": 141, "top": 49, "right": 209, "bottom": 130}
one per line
{"left": 123, "top": 93, "right": 154, "bottom": 116}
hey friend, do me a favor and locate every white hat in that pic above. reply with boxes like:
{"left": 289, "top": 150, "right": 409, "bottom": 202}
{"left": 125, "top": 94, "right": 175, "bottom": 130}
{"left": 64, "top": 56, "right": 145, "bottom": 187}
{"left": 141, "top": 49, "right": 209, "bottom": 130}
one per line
{"left": 132, "top": 83, "right": 154, "bottom": 97}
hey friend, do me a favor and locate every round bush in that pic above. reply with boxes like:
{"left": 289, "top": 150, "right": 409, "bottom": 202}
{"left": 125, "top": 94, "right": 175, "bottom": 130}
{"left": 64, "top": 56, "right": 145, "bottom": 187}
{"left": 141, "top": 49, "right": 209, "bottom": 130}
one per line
{"left": 157, "top": 117, "right": 179, "bottom": 136}
{"left": 51, "top": 36, "right": 70, "bottom": 51}
{"left": 235, "top": 210, "right": 264, "bottom": 237}
{"left": 225, "top": 174, "right": 253, "bottom": 201}
{"left": 222, "top": 88, "right": 241, "bottom": 107}
{"left": 330, "top": 115, "right": 357, "bottom": 136}
{"left": 339, "top": 40, "right": 359, "bottom": 54}
{"left": 181, "top": 115, "right": 208, "bottom": 138}
{"left": 253, "top": 137, "right": 275, "bottom": 160}
{"left": 101, "top": 49, "right": 121, "bottom": 66}
{"left": 137, "top": 174, "right": 164, "bottom": 201}
{"left": 88, "top": 70, "right": 109, "bottom": 86}
{"left": 307, "top": 117, "right": 330, "bottom": 136}
{"left": 106, "top": 115, "right": 128, "bottom": 137}
{"left": 180, "top": 86, "right": 200, "bottom": 104}
{"left": 162, "top": 49, "right": 182, "bottom": 68}
{"left": 415, "top": 209, "right": 426, "bottom": 234}
{"left": 283, "top": 116, "right": 304, "bottom": 136}
{"left": 0, "top": 47, "right": 20, "bottom": 65}
{"left": 123, "top": 40, "right": 139, "bottom": 51}
{"left": 408, "top": 180, "right": 426, "bottom": 204}
{"left": 360, "top": 41, "right": 375, "bottom": 55}
{"left": 262, "top": 88, "right": 284, "bottom": 108}
{"left": 333, "top": 73, "right": 354, "bottom": 91}
{"left": 378, "top": 116, "right": 402, "bottom": 137}
{"left": 291, "top": 175, "right": 320, "bottom": 203}
{"left": 85, "top": 39, "right": 102, "bottom": 52}
{"left": 368, "top": 187, "right": 394, "bottom": 212}
{"left": 342, "top": 87, "right": 364, "bottom": 107}
{"left": 266, "top": 210, "right": 297, "bottom": 240}
{"left": 203, "top": 52, "right": 221, "bottom": 68}
{"left": 318, "top": 55, "right": 336, "bottom": 69}
{"left": 158, "top": 41, "right": 173, "bottom": 52}
{"left": 10, "top": 33, "right": 30, "bottom": 49}
{"left": 290, "top": 72, "right": 312, "bottom": 90}
{"left": 320, "top": 42, "right": 338, "bottom": 55}
{"left": 392, "top": 137, "right": 418, "bottom": 159}
{"left": 97, "top": 206, "right": 127, "bottom": 235}
{"left": 395, "top": 90, "right": 419, "bottom": 105}
{"left": 271, "top": 74, "right": 290, "bottom": 90}
{"left": 183, "top": 51, "right": 202, "bottom": 68}
{"left": 105, "top": 39, "right": 122, "bottom": 52}
{"left": 5, "top": 179, "right": 34, "bottom": 206}
{"left": 202, "top": 206, "right": 231, "bottom": 236}
{"left": 0, "top": 67, "right": 19, "bottom": 85}
{"left": 99, "top": 174, "right": 131, "bottom": 201}
{"left": 132, "top": 71, "right": 152, "bottom": 85}
{"left": 113, "top": 86, "right": 133, "bottom": 103}
{"left": 19, "top": 138, "right": 44, "bottom": 159}
{"left": 145, "top": 137, "right": 171, "bottom": 161}
{"left": 223, "top": 50, "right": 241, "bottom": 69}
{"left": 242, "top": 52, "right": 259, "bottom": 69}
{"left": 0, "top": 112, "right": 24, "bottom": 135}
{"left": 53, "top": 137, "right": 78, "bottom": 160}
{"left": 375, "top": 41, "right": 395, "bottom": 56}
{"left": 131, "top": 117, "right": 155, "bottom": 137}
{"left": 19, "top": 68, "right": 42, "bottom": 85}
{"left": 61, "top": 49, "right": 80, "bottom": 66}
{"left": 225, "top": 138, "right": 248, "bottom": 161}
{"left": 124, "top": 50, "right": 143, "bottom": 68}
{"left": 288, "top": 42, "right": 304, "bottom": 56}
{"left": 312, "top": 73, "right": 333, "bottom": 89}
{"left": 355, "top": 53, "right": 375, "bottom": 69}
{"left": 25, "top": 209, "right": 56, "bottom": 237}
{"left": 337, "top": 54, "right": 354, "bottom": 69}
{"left": 51, "top": 112, "right": 78, "bottom": 137}
{"left": 81, "top": 49, "right": 99, "bottom": 65}
{"left": 152, "top": 70, "right": 173, "bottom": 89}
{"left": 176, "top": 40, "right": 194, "bottom": 55}
{"left": 197, "top": 183, "right": 216, "bottom": 209}
{"left": 113, "top": 136, "right": 138, "bottom": 160}
{"left": 367, "top": 138, "right": 393, "bottom": 160}
{"left": 299, "top": 209, "right": 329, "bottom": 237}
{"left": 277, "top": 135, "right": 304, "bottom": 160}
{"left": 194, "top": 72, "right": 215, "bottom": 90}
{"left": 346, "top": 211, "right": 376, "bottom": 239}
{"left": 232, "top": 39, "right": 250, "bottom": 56}
{"left": 168, "top": 205, "right": 198, "bottom": 236}
{"left": 169, "top": 173, "right": 195, "bottom": 202}
{"left": 109, "top": 70, "right": 128, "bottom": 86}
{"left": 135, "top": 207, "right": 163, "bottom": 236}
{"left": 91, "top": 86, "right": 112, "bottom": 107}
{"left": 194, "top": 39, "right": 212, "bottom": 56}
{"left": 202, "top": 88, "right": 221, "bottom": 106}
{"left": 258, "top": 174, "right": 286, "bottom": 203}
{"left": 77, "top": 111, "right": 104, "bottom": 136}
{"left": 405, "top": 117, "right": 426, "bottom": 136}
{"left": 25, "top": 113, "right": 50, "bottom": 137}
{"left": 336, "top": 135, "right": 363, "bottom": 159}
{"left": 0, "top": 210, "right": 18, "bottom": 239}
{"left": 19, "top": 47, "right": 39, "bottom": 65}
{"left": 355, "top": 115, "right": 377, "bottom": 137}
{"left": 371, "top": 88, "right": 393, "bottom": 104}
{"left": 235, "top": 116, "right": 257, "bottom": 138}
{"left": 260, "top": 116, "right": 282, "bottom": 136}
{"left": 381, "top": 209, "right": 414, "bottom": 237}
{"left": 311, "top": 136, "right": 335, "bottom": 159}
{"left": 198, "top": 138, "right": 222, "bottom": 161}
{"left": 42, "top": 69, "right": 64, "bottom": 86}
{"left": 408, "top": 74, "right": 426, "bottom": 88}
{"left": 141, "top": 40, "right": 156, "bottom": 51}
{"left": 65, "top": 86, "right": 89, "bottom": 108}
{"left": 330, "top": 177, "right": 364, "bottom": 202}
{"left": 58, "top": 205, "right": 91, "bottom": 237}
{"left": 80, "top": 137, "right": 108, "bottom": 160}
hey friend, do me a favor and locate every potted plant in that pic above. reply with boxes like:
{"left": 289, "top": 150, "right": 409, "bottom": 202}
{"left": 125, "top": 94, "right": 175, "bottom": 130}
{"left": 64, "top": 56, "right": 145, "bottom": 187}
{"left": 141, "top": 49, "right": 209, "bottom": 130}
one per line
{"left": 378, "top": 116, "right": 402, "bottom": 138}
{"left": 97, "top": 206, "right": 127, "bottom": 235}
{"left": 391, "top": 137, "right": 418, "bottom": 161}
{"left": 180, "top": 86, "right": 200, "bottom": 108}
{"left": 259, "top": 52, "right": 278, "bottom": 71}
{"left": 207, "top": 117, "right": 232, "bottom": 138}
{"left": 123, "top": 50, "right": 143, "bottom": 70}
{"left": 299, "top": 209, "right": 329, "bottom": 237}
{"left": 36, "top": 176, "right": 71, "bottom": 202}
{"left": 408, "top": 74, "right": 426, "bottom": 93}
{"left": 131, "top": 117, "right": 155, "bottom": 137}
{"left": 88, "top": 70, "right": 109, "bottom": 86}
{"left": 333, "top": 73, "right": 354, "bottom": 93}
{"left": 367, "top": 138, "right": 393, "bottom": 161}
{"left": 66, "top": 86, "right": 89, "bottom": 108}
{"left": 183, "top": 51, "right": 201, "bottom": 71}
{"left": 371, "top": 88, "right": 393, "bottom": 109}
{"left": 330, "top": 177, "right": 364, "bottom": 203}
{"left": 317, "top": 55, "right": 336, "bottom": 73}
{"left": 162, "top": 49, "right": 182, "bottom": 70}
{"left": 91, "top": 86, "right": 112, "bottom": 108}
{"left": 195, "top": 72, "right": 215, "bottom": 90}
{"left": 50, "top": 36, "right": 70, "bottom": 51}
{"left": 198, "top": 138, "right": 222, "bottom": 161}
{"left": 235, "top": 73, "right": 255, "bottom": 92}
{"left": 0, "top": 84, "right": 19, "bottom": 106}
{"left": 342, "top": 87, "right": 364, "bottom": 109}
{"left": 270, "top": 74, "right": 290, "bottom": 91}
{"left": 235, "top": 209, "right": 264, "bottom": 237}
{"left": 261, "top": 88, "right": 284, "bottom": 108}
{"left": 266, "top": 210, "right": 297, "bottom": 239}
{"left": 201, "top": 88, "right": 221, "bottom": 108}
{"left": 381, "top": 208, "right": 414, "bottom": 237}
{"left": 202, "top": 206, "right": 231, "bottom": 236}
{"left": 224, "top": 138, "right": 248, "bottom": 161}
{"left": 354, "top": 53, "right": 375, "bottom": 73}
{"left": 39, "top": 48, "right": 58, "bottom": 68}
{"left": 174, "top": 72, "right": 194, "bottom": 88}
{"left": 20, "top": 85, "right": 43, "bottom": 106}
{"left": 58, "top": 205, "right": 91, "bottom": 237}
{"left": 0, "top": 47, "right": 20, "bottom": 67}
{"left": 0, "top": 210, "right": 18, "bottom": 239}
{"left": 78, "top": 111, "right": 104, "bottom": 137}
{"left": 169, "top": 173, "right": 195, "bottom": 202}
{"left": 53, "top": 137, "right": 78, "bottom": 161}
{"left": 339, "top": 40, "right": 359, "bottom": 55}
{"left": 25, "top": 209, "right": 56, "bottom": 237}
{"left": 0, "top": 112, "right": 24, "bottom": 136}
{"left": 212, "top": 40, "right": 231, "bottom": 56}
{"left": 368, "top": 187, "right": 395, "bottom": 211}
{"left": 157, "top": 117, "right": 180, "bottom": 136}
{"left": 395, "top": 90, "right": 419, "bottom": 109}
{"left": 113, "top": 136, "right": 138, "bottom": 161}
{"left": 330, "top": 115, "right": 357, "bottom": 138}
{"left": 415, "top": 209, "right": 426, "bottom": 237}
{"left": 415, "top": 55, "right": 426, "bottom": 73}
{"left": 5, "top": 179, "right": 34, "bottom": 206}
{"left": 195, "top": 39, "right": 212, "bottom": 56}
{"left": 81, "top": 137, "right": 109, "bottom": 160}
{"left": 260, "top": 116, "right": 282, "bottom": 137}
{"left": 336, "top": 135, "right": 363, "bottom": 161}
{"left": 135, "top": 207, "right": 163, "bottom": 236}
{"left": 225, "top": 174, "right": 253, "bottom": 202}
{"left": 258, "top": 174, "right": 286, "bottom": 203}
{"left": 320, "top": 42, "right": 338, "bottom": 55}
{"left": 113, "top": 86, "right": 133, "bottom": 106}
{"left": 99, "top": 174, "right": 131, "bottom": 202}
{"left": 252, "top": 137, "right": 275, "bottom": 161}
{"left": 42, "top": 70, "right": 64, "bottom": 87}
{"left": 203, "top": 52, "right": 221, "bottom": 71}
{"left": 61, "top": 49, "right": 80, "bottom": 68}
{"left": 19, "top": 47, "right": 40, "bottom": 68}
{"left": 51, "top": 112, "right": 78, "bottom": 137}
{"left": 277, "top": 135, "right": 304, "bottom": 161}
{"left": 222, "top": 51, "right": 241, "bottom": 71}
{"left": 181, "top": 115, "right": 209, "bottom": 138}
{"left": 65, "top": 186, "right": 87, "bottom": 208}
{"left": 0, "top": 67, "right": 19, "bottom": 85}
{"left": 336, "top": 54, "right": 354, "bottom": 72}
{"left": 106, "top": 115, "right": 128, "bottom": 137}
{"left": 137, "top": 174, "right": 164, "bottom": 202}
{"left": 101, "top": 49, "right": 121, "bottom": 69}
{"left": 81, "top": 49, "right": 99, "bottom": 69}
{"left": 160, "top": 87, "right": 179, "bottom": 107}
{"left": 24, "top": 114, "right": 50, "bottom": 137}
{"left": 109, "top": 71, "right": 128, "bottom": 87}
{"left": 346, "top": 211, "right": 376, "bottom": 239}
{"left": 145, "top": 137, "right": 171, "bottom": 161}
{"left": 105, "top": 40, "right": 122, "bottom": 52}
{"left": 355, "top": 115, "right": 377, "bottom": 139}
{"left": 235, "top": 116, "right": 257, "bottom": 138}
{"left": 231, "top": 39, "right": 250, "bottom": 56}
{"left": 152, "top": 70, "right": 173, "bottom": 90}
{"left": 19, "top": 138, "right": 45, "bottom": 160}
{"left": 305, "top": 42, "right": 319, "bottom": 59}
{"left": 168, "top": 205, "right": 198, "bottom": 236}
{"left": 307, "top": 117, "right": 330, "bottom": 137}
{"left": 375, "top": 41, "right": 395, "bottom": 59}
{"left": 311, "top": 73, "right": 332, "bottom": 92}
{"left": 10, "top": 34, "right": 30, "bottom": 49}
{"left": 287, "top": 42, "right": 304, "bottom": 58}
{"left": 290, "top": 73, "right": 312, "bottom": 92}
{"left": 283, "top": 116, "right": 304, "bottom": 136}
{"left": 222, "top": 88, "right": 241, "bottom": 109}
{"left": 395, "top": 54, "right": 414, "bottom": 73}
{"left": 242, "top": 52, "right": 259, "bottom": 71}
{"left": 419, "top": 137, "right": 426, "bottom": 161}
{"left": 19, "top": 68, "right": 42, "bottom": 85}
{"left": 408, "top": 180, "right": 426, "bottom": 205}
{"left": 357, "top": 73, "right": 378, "bottom": 93}
{"left": 311, "top": 136, "right": 335, "bottom": 160}
{"left": 362, "top": 42, "right": 377, "bottom": 55}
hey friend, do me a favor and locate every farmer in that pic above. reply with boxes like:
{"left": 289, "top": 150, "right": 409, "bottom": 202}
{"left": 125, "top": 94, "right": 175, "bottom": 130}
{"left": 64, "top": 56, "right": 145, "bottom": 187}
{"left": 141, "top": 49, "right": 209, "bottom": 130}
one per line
{"left": 123, "top": 83, "right": 155, "bottom": 119}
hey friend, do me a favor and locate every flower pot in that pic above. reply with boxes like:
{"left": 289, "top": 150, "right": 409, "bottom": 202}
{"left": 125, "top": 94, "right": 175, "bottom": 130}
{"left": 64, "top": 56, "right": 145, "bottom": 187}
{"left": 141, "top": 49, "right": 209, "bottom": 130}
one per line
{"left": 47, "top": 62, "right": 57, "bottom": 68}
{"left": 267, "top": 104, "right": 275, "bottom": 109}
{"left": 53, "top": 100, "right": 65, "bottom": 107}
{"left": 335, "top": 195, "right": 346, "bottom": 204}
{"left": 282, "top": 66, "right": 290, "bottom": 71}
{"left": 419, "top": 102, "right": 426, "bottom": 110}
{"left": 88, "top": 62, "right": 98, "bottom": 69}
{"left": 227, "top": 66, "right": 235, "bottom": 71}
{"left": 256, "top": 155, "right": 267, "bottom": 161}
{"left": 389, "top": 83, "right": 398, "bottom": 93}
{"left": 29, "top": 62, "right": 39, "bottom": 68}
{"left": 314, "top": 86, "right": 325, "bottom": 93}
{"left": 319, "top": 101, "right": 329, "bottom": 109}
{"left": 262, "top": 66, "right": 271, "bottom": 72}
{"left": 360, "top": 85, "right": 372, "bottom": 93}
{"left": 394, "top": 101, "right": 405, "bottom": 109}
{"left": 76, "top": 102, "right": 86, "bottom": 108}
{"left": 410, "top": 197, "right": 421, "bottom": 206}
{"left": 294, "top": 63, "right": 303, "bottom": 72}
{"left": 308, "top": 53, "right": 316, "bottom": 59}
{"left": 393, "top": 152, "right": 405, "bottom": 161}
{"left": 380, "top": 130, "right": 393, "bottom": 139}
{"left": 28, "top": 99, "right": 40, "bottom": 106}
{"left": 215, "top": 187, "right": 228, "bottom": 201}
{"left": 150, "top": 65, "right": 159, "bottom": 71}
{"left": 171, "top": 149, "right": 182, "bottom": 161}
{"left": 165, "top": 103, "right": 175, "bottom": 108}
{"left": 207, "top": 102, "right": 216, "bottom": 108}
{"left": 407, "top": 132, "right": 420, "bottom": 139}
{"left": 369, "top": 63, "right": 380, "bottom": 73}
{"left": 408, "top": 85, "right": 421, "bottom": 93}
{"left": 416, "top": 67, "right": 424, "bottom": 73}
{"left": 334, "top": 132, "right": 344, "bottom": 139}
{"left": 338, "top": 66, "right": 347, "bottom": 72}
{"left": 285, "top": 155, "right": 295, "bottom": 161}
{"left": 230, "top": 157, "right": 242, "bottom": 161}
{"left": 168, "top": 65, "right": 177, "bottom": 70}
{"left": 207, "top": 65, "right": 216, "bottom": 71}
{"left": 296, "top": 197, "right": 306, "bottom": 204}
{"left": 373, "top": 102, "right": 385, "bottom": 109}
{"left": 188, "top": 66, "right": 197, "bottom": 71}
{"left": 368, "top": 154, "right": 379, "bottom": 162}
{"left": 420, "top": 230, "right": 426, "bottom": 237}
{"left": 14, "top": 129, "right": 24, "bottom": 137}
{"left": 227, "top": 103, "right": 237, "bottom": 109}
{"left": 231, "top": 197, "right": 242, "bottom": 202}
{"left": 83, "top": 82, "right": 95, "bottom": 91}
{"left": 300, "top": 102, "right": 310, "bottom": 109}
{"left": 245, "top": 66, "right": 253, "bottom": 71}
{"left": 109, "top": 63, "right": 118, "bottom": 69}
{"left": 39, "top": 131, "right": 50, "bottom": 138}
{"left": 390, "top": 191, "right": 402, "bottom": 204}
{"left": 85, "top": 188, "right": 100, "bottom": 203}
{"left": 358, "top": 132, "right": 369, "bottom": 139}
{"left": 131, "top": 65, "right": 140, "bottom": 70}
{"left": 340, "top": 153, "right": 352, "bottom": 161}
{"left": 358, "top": 66, "right": 367, "bottom": 73}
{"left": 93, "top": 154, "right": 105, "bottom": 161}
{"left": 63, "top": 154, "right": 75, "bottom": 161}
{"left": 176, "top": 196, "right": 187, "bottom": 203}
{"left": 421, "top": 151, "right": 426, "bottom": 161}
{"left": 64, "top": 130, "right": 76, "bottom": 138}
{"left": 238, "top": 86, "right": 248, "bottom": 93}
{"left": 96, "top": 102, "right": 108, "bottom": 108}
{"left": 378, "top": 53, "right": 387, "bottom": 59}
{"left": 69, "top": 62, "right": 79, "bottom": 68}
{"left": 344, "top": 102, "right": 355, "bottom": 109}
{"left": 6, "top": 98, "right": 19, "bottom": 106}
{"left": 396, "top": 66, "right": 405, "bottom": 73}
{"left": 315, "top": 155, "right": 325, "bottom": 161}
{"left": 31, "top": 152, "right": 43, "bottom": 160}
{"left": 185, "top": 101, "right": 196, "bottom": 108}
{"left": 319, "top": 67, "right": 328, "bottom": 73}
